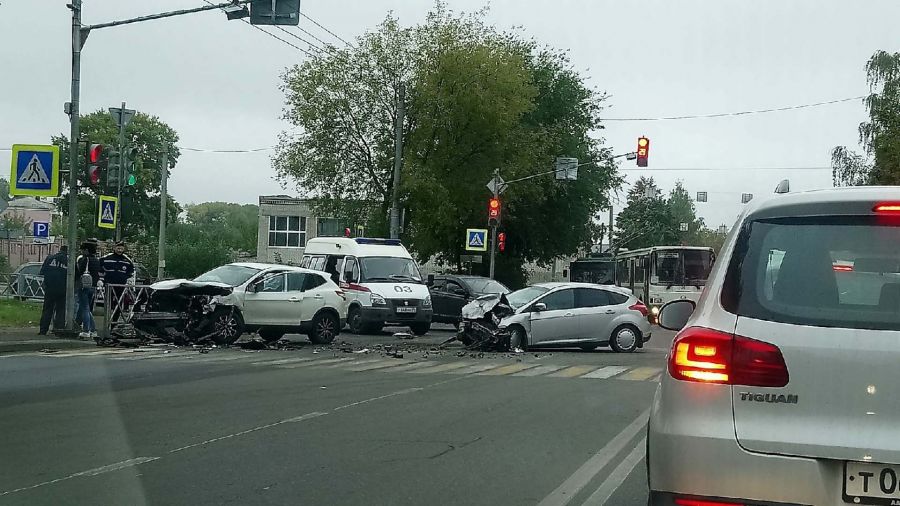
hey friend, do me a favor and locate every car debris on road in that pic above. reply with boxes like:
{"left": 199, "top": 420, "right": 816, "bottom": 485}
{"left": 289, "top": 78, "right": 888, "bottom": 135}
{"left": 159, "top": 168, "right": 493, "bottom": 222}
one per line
{"left": 441, "top": 294, "right": 515, "bottom": 351}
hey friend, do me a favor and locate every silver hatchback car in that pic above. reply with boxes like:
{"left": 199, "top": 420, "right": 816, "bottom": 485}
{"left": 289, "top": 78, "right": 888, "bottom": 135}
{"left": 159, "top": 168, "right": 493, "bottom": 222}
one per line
{"left": 502, "top": 282, "right": 652, "bottom": 352}
{"left": 649, "top": 187, "right": 900, "bottom": 505}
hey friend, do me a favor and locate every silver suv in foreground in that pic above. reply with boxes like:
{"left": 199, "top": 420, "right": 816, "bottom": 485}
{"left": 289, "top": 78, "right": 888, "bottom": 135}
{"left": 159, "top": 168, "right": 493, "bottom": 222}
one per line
{"left": 649, "top": 187, "right": 900, "bottom": 506}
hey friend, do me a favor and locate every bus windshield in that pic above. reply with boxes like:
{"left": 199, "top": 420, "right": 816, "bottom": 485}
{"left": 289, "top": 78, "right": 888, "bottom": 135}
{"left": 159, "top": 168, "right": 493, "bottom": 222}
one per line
{"left": 653, "top": 249, "right": 714, "bottom": 286}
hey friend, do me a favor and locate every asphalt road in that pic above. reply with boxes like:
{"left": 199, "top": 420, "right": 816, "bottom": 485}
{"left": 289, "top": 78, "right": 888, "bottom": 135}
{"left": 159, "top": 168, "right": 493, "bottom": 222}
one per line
{"left": 0, "top": 325, "right": 674, "bottom": 506}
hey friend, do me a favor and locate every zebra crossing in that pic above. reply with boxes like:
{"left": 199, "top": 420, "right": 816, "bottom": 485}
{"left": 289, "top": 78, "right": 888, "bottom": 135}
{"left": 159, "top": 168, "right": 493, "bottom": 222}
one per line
{"left": 34, "top": 348, "right": 663, "bottom": 382}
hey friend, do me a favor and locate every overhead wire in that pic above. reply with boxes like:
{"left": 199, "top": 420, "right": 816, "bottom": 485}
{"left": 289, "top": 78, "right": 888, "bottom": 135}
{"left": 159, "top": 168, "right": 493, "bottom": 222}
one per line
{"left": 599, "top": 95, "right": 866, "bottom": 121}
{"left": 201, "top": 0, "right": 318, "bottom": 58}
{"left": 300, "top": 11, "right": 354, "bottom": 47}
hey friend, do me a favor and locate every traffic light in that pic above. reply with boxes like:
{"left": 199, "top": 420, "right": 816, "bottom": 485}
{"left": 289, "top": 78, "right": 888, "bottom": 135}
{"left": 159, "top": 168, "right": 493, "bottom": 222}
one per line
{"left": 636, "top": 136, "right": 650, "bottom": 167}
{"left": 124, "top": 148, "right": 138, "bottom": 186}
{"left": 107, "top": 150, "right": 121, "bottom": 186}
{"left": 86, "top": 143, "right": 104, "bottom": 186}
{"left": 488, "top": 197, "right": 501, "bottom": 226}
{"left": 497, "top": 232, "right": 506, "bottom": 252}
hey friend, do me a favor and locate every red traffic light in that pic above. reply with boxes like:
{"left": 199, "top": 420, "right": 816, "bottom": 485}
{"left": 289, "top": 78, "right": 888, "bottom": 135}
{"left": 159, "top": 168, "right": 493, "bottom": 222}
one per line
{"left": 488, "top": 197, "right": 501, "bottom": 218}
{"left": 89, "top": 143, "right": 103, "bottom": 164}
{"left": 497, "top": 232, "right": 506, "bottom": 252}
{"left": 497, "top": 232, "right": 506, "bottom": 241}
{"left": 88, "top": 166, "right": 101, "bottom": 186}
{"left": 636, "top": 137, "right": 649, "bottom": 168}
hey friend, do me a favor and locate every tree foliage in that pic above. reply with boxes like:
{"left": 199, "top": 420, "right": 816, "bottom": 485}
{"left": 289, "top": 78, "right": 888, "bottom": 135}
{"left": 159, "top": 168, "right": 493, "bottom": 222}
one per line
{"left": 51, "top": 110, "right": 181, "bottom": 240}
{"left": 614, "top": 178, "right": 710, "bottom": 251}
{"left": 183, "top": 202, "right": 259, "bottom": 254}
{"left": 832, "top": 50, "right": 900, "bottom": 186}
{"left": 275, "top": 3, "right": 620, "bottom": 285}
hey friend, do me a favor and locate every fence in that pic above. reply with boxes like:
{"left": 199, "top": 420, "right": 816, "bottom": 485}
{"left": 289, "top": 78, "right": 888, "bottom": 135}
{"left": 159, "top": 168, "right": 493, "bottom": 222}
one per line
{"left": 0, "top": 272, "right": 45, "bottom": 300}
{"left": 103, "top": 283, "right": 155, "bottom": 336}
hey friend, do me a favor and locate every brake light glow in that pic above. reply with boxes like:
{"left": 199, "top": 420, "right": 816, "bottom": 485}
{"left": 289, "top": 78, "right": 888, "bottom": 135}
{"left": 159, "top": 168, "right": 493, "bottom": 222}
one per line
{"left": 629, "top": 302, "right": 649, "bottom": 317}
{"left": 833, "top": 264, "right": 853, "bottom": 272}
{"left": 668, "top": 327, "right": 789, "bottom": 387}
{"left": 874, "top": 203, "right": 900, "bottom": 213}
{"left": 675, "top": 499, "right": 744, "bottom": 506}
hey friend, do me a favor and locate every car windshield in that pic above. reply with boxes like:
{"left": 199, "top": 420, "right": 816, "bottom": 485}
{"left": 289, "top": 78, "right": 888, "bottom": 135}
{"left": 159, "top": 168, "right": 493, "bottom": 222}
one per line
{"left": 654, "top": 249, "right": 714, "bottom": 286}
{"left": 194, "top": 265, "right": 261, "bottom": 287}
{"left": 359, "top": 257, "right": 422, "bottom": 283}
{"left": 461, "top": 278, "right": 509, "bottom": 294}
{"left": 506, "top": 285, "right": 550, "bottom": 309}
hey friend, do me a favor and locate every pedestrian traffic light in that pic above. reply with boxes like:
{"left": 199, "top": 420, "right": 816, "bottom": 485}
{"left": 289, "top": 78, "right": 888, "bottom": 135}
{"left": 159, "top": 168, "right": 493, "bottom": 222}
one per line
{"left": 497, "top": 232, "right": 506, "bottom": 252}
{"left": 124, "top": 147, "right": 138, "bottom": 186}
{"left": 107, "top": 150, "right": 121, "bottom": 186}
{"left": 488, "top": 197, "right": 501, "bottom": 226}
{"left": 636, "top": 137, "right": 650, "bottom": 167}
{"left": 86, "top": 143, "right": 104, "bottom": 186}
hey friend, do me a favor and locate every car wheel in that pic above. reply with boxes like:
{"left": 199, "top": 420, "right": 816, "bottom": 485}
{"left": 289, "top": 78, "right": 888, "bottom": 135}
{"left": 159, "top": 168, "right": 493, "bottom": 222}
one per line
{"left": 509, "top": 326, "right": 527, "bottom": 351}
{"left": 258, "top": 328, "right": 285, "bottom": 343}
{"left": 347, "top": 307, "right": 364, "bottom": 334}
{"left": 213, "top": 309, "right": 244, "bottom": 346}
{"left": 609, "top": 325, "right": 639, "bottom": 353}
{"left": 410, "top": 322, "right": 430, "bottom": 336}
{"left": 309, "top": 312, "right": 338, "bottom": 344}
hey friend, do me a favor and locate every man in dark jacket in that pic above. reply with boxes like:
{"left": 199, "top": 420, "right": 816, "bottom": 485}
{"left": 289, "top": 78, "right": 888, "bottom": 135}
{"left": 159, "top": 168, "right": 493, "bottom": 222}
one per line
{"left": 100, "top": 241, "right": 135, "bottom": 322}
{"left": 38, "top": 246, "right": 68, "bottom": 335}
{"left": 76, "top": 240, "right": 103, "bottom": 339}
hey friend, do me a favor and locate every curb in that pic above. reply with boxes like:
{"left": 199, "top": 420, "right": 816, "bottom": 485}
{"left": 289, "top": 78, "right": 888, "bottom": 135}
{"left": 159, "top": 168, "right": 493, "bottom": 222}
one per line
{"left": 0, "top": 339, "right": 97, "bottom": 354}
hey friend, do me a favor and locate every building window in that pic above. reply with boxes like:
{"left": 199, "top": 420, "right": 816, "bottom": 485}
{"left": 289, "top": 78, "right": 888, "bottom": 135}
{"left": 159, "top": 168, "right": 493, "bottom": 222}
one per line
{"left": 317, "top": 218, "right": 344, "bottom": 237}
{"left": 268, "top": 216, "right": 306, "bottom": 247}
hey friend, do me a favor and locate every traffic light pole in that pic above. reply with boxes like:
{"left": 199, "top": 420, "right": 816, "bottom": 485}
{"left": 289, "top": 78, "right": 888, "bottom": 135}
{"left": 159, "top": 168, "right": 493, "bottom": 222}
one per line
{"left": 64, "top": 0, "right": 84, "bottom": 332}
{"left": 115, "top": 101, "right": 126, "bottom": 242}
{"left": 489, "top": 169, "right": 499, "bottom": 279}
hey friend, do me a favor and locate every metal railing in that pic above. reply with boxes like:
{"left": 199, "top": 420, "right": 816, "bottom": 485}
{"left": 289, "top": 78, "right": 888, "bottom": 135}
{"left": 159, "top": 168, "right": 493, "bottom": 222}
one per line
{"left": 0, "top": 273, "right": 45, "bottom": 300}
{"left": 103, "top": 283, "right": 155, "bottom": 335}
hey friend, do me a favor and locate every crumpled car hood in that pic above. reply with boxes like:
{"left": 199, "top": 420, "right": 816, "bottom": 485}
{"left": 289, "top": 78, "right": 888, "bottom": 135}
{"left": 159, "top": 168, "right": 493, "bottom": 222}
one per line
{"left": 461, "top": 293, "right": 512, "bottom": 320}
{"left": 150, "top": 279, "right": 233, "bottom": 297}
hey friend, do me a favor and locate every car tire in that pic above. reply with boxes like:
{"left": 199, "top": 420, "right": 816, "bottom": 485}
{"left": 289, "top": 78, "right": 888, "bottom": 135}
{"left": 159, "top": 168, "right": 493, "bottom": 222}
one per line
{"left": 410, "top": 322, "right": 430, "bottom": 336}
{"left": 609, "top": 325, "right": 639, "bottom": 353}
{"left": 347, "top": 307, "right": 364, "bottom": 334}
{"left": 213, "top": 308, "right": 244, "bottom": 346}
{"left": 309, "top": 312, "right": 338, "bottom": 344}
{"left": 509, "top": 325, "right": 527, "bottom": 351}
{"left": 258, "top": 328, "right": 285, "bottom": 343}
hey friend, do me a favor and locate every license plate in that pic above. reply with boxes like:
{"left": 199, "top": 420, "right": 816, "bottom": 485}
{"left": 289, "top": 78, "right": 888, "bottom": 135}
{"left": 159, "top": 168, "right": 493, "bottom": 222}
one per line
{"left": 395, "top": 307, "right": 417, "bottom": 314}
{"left": 845, "top": 461, "right": 900, "bottom": 504}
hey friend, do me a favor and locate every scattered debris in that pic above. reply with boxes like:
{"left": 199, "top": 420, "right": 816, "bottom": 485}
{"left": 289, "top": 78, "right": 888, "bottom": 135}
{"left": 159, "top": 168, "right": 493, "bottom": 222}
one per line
{"left": 395, "top": 332, "right": 414, "bottom": 340}
{"left": 320, "top": 386, "right": 327, "bottom": 389}
{"left": 448, "top": 294, "right": 515, "bottom": 351}
{"left": 353, "top": 348, "right": 370, "bottom": 354}
{"left": 387, "top": 351, "right": 404, "bottom": 359}
{"left": 239, "top": 339, "right": 268, "bottom": 350}
{"left": 39, "top": 348, "right": 59, "bottom": 354}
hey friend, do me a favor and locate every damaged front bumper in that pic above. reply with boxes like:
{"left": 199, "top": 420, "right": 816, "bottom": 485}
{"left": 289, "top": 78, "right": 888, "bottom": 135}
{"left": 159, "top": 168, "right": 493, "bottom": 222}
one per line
{"left": 447, "top": 294, "right": 516, "bottom": 351}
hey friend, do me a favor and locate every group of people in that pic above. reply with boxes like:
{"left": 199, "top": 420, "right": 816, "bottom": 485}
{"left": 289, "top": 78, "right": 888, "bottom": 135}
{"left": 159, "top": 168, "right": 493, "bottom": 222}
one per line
{"left": 38, "top": 239, "right": 135, "bottom": 339}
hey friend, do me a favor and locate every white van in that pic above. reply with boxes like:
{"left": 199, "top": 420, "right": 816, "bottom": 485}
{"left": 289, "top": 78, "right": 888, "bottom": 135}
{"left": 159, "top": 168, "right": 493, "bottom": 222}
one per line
{"left": 301, "top": 238, "right": 433, "bottom": 335}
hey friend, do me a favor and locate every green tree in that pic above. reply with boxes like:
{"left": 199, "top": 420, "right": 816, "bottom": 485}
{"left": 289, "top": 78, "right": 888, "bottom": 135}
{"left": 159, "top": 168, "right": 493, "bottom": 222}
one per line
{"left": 51, "top": 110, "right": 181, "bottom": 240}
{"left": 184, "top": 202, "right": 259, "bottom": 253}
{"left": 165, "top": 223, "right": 234, "bottom": 279}
{"left": 832, "top": 50, "right": 900, "bottom": 185}
{"left": 0, "top": 178, "right": 10, "bottom": 202}
{"left": 667, "top": 181, "right": 705, "bottom": 243}
{"left": 614, "top": 177, "right": 674, "bottom": 250}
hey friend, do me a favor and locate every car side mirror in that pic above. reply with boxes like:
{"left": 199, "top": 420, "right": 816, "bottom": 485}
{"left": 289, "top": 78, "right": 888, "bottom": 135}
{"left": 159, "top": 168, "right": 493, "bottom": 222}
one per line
{"left": 427, "top": 274, "right": 435, "bottom": 286}
{"left": 532, "top": 302, "right": 547, "bottom": 312}
{"left": 657, "top": 299, "right": 696, "bottom": 331}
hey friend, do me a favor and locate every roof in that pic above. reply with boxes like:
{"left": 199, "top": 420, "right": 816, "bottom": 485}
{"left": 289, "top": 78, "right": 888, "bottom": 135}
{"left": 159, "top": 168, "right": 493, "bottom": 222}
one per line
{"left": 533, "top": 282, "right": 630, "bottom": 293}
{"left": 6, "top": 196, "right": 54, "bottom": 210}
{"left": 745, "top": 186, "right": 900, "bottom": 219}
{"left": 304, "top": 237, "right": 412, "bottom": 258}
{"left": 230, "top": 262, "right": 300, "bottom": 270}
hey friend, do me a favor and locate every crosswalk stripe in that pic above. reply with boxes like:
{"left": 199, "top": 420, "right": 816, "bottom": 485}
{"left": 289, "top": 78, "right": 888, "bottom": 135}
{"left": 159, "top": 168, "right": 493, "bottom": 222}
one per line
{"left": 277, "top": 357, "right": 352, "bottom": 369}
{"left": 171, "top": 354, "right": 252, "bottom": 363}
{"left": 251, "top": 357, "right": 313, "bottom": 366}
{"left": 649, "top": 373, "right": 662, "bottom": 382}
{"left": 347, "top": 359, "right": 411, "bottom": 372}
{"left": 510, "top": 364, "right": 567, "bottom": 377}
{"left": 477, "top": 363, "right": 538, "bottom": 376}
{"left": 112, "top": 352, "right": 190, "bottom": 361}
{"left": 580, "top": 366, "right": 630, "bottom": 379}
{"left": 47, "top": 349, "right": 131, "bottom": 357}
{"left": 408, "top": 361, "right": 472, "bottom": 374}
{"left": 449, "top": 362, "right": 506, "bottom": 375}
{"left": 548, "top": 365, "right": 599, "bottom": 378}
{"left": 376, "top": 361, "right": 437, "bottom": 372}
{"left": 330, "top": 358, "right": 385, "bottom": 369}
{"left": 616, "top": 367, "right": 661, "bottom": 381}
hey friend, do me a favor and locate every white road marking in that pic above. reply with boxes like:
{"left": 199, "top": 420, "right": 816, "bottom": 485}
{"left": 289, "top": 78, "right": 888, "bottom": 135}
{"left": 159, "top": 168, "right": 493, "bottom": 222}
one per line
{"left": 0, "top": 457, "right": 159, "bottom": 497}
{"left": 580, "top": 438, "right": 646, "bottom": 506}
{"left": 537, "top": 409, "right": 649, "bottom": 506}
{"left": 510, "top": 364, "right": 567, "bottom": 377}
{"left": 250, "top": 357, "right": 312, "bottom": 366}
{"left": 580, "top": 366, "right": 629, "bottom": 379}
{"left": 449, "top": 362, "right": 506, "bottom": 375}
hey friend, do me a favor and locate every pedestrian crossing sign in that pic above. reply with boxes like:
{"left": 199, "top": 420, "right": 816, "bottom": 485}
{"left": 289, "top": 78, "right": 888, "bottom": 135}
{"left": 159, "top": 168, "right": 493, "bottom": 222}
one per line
{"left": 466, "top": 228, "right": 488, "bottom": 252}
{"left": 98, "top": 195, "right": 118, "bottom": 230}
{"left": 9, "top": 144, "right": 60, "bottom": 197}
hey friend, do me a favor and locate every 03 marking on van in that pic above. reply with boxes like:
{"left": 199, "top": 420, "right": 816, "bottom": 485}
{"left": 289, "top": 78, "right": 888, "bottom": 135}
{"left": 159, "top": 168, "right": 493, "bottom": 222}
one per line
{"left": 394, "top": 285, "right": 413, "bottom": 293}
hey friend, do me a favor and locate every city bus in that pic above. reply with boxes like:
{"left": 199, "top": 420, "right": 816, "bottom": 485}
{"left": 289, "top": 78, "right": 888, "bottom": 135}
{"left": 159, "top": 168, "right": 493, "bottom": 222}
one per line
{"left": 567, "top": 255, "right": 616, "bottom": 285}
{"left": 615, "top": 246, "right": 715, "bottom": 317}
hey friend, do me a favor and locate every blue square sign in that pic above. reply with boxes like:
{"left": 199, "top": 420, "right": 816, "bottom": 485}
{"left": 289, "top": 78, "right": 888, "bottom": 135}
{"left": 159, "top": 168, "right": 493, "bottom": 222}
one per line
{"left": 10, "top": 144, "right": 59, "bottom": 197}
{"left": 33, "top": 222, "right": 49, "bottom": 238}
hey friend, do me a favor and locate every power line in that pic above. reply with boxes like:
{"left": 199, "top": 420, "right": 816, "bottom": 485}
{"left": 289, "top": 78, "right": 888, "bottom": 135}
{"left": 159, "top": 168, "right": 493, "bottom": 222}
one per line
{"left": 300, "top": 12, "right": 353, "bottom": 47}
{"left": 273, "top": 25, "right": 325, "bottom": 54}
{"left": 296, "top": 24, "right": 336, "bottom": 51}
{"left": 179, "top": 145, "right": 274, "bottom": 153}
{"left": 600, "top": 95, "right": 866, "bottom": 121}
{"left": 201, "top": 0, "right": 317, "bottom": 58}
{"left": 622, "top": 166, "right": 831, "bottom": 171}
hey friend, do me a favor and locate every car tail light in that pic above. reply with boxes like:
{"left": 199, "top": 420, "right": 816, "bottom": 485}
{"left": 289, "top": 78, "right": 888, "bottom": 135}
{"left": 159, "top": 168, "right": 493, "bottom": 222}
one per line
{"left": 334, "top": 290, "right": 346, "bottom": 299}
{"left": 833, "top": 264, "right": 853, "bottom": 272}
{"left": 629, "top": 302, "right": 648, "bottom": 317}
{"left": 668, "top": 327, "right": 789, "bottom": 387}
{"left": 874, "top": 203, "right": 900, "bottom": 213}
{"left": 675, "top": 499, "right": 744, "bottom": 506}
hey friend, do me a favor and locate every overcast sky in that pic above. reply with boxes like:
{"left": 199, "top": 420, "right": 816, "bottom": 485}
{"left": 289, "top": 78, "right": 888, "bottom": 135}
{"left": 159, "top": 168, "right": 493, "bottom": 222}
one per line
{"left": 1, "top": 1, "right": 897, "bottom": 229}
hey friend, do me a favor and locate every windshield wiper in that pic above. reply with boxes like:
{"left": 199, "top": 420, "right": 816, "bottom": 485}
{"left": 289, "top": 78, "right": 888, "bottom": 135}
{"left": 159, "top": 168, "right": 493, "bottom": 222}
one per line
{"left": 390, "top": 274, "right": 421, "bottom": 283}
{"left": 364, "top": 276, "right": 393, "bottom": 282}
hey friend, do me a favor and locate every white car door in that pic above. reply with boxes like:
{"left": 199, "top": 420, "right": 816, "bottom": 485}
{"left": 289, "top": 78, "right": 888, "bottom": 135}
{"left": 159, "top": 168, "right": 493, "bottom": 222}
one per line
{"left": 286, "top": 272, "right": 327, "bottom": 323}
{"left": 243, "top": 273, "right": 291, "bottom": 325}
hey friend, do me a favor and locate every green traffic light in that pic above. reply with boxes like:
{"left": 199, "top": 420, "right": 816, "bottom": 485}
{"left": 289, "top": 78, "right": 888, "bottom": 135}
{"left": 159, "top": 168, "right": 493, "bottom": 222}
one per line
{"left": 127, "top": 174, "right": 136, "bottom": 186}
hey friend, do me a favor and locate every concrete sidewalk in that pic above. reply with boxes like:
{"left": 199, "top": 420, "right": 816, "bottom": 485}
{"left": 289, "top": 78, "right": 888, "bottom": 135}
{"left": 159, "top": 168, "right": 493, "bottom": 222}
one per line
{"left": 0, "top": 328, "right": 98, "bottom": 354}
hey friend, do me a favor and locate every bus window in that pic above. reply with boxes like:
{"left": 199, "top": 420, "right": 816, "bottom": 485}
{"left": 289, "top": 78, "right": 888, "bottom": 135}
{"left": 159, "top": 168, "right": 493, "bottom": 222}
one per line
{"left": 634, "top": 256, "right": 646, "bottom": 284}
{"left": 617, "top": 259, "right": 631, "bottom": 285}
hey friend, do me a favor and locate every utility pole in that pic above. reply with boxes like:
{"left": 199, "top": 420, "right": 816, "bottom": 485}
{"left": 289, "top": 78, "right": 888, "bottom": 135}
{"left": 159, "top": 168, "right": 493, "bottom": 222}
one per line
{"left": 157, "top": 149, "right": 169, "bottom": 280}
{"left": 489, "top": 168, "right": 499, "bottom": 279}
{"left": 115, "top": 101, "right": 126, "bottom": 242}
{"left": 64, "top": 0, "right": 83, "bottom": 331}
{"left": 608, "top": 205, "right": 614, "bottom": 251}
{"left": 389, "top": 83, "right": 405, "bottom": 239}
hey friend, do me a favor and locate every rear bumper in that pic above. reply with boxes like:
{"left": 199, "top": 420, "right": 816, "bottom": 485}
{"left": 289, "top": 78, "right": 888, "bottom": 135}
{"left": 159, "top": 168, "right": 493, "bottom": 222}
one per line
{"left": 649, "top": 491, "right": 807, "bottom": 505}
{"left": 359, "top": 306, "right": 433, "bottom": 325}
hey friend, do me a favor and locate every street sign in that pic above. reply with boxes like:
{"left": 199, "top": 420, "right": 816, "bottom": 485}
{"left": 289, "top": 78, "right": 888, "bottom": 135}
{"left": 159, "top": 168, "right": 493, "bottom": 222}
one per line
{"left": 741, "top": 193, "right": 754, "bottom": 204}
{"left": 460, "top": 254, "right": 483, "bottom": 264}
{"left": 9, "top": 144, "right": 60, "bottom": 197}
{"left": 696, "top": 191, "right": 708, "bottom": 202}
{"left": 466, "top": 228, "right": 488, "bottom": 252}
{"left": 679, "top": 222, "right": 689, "bottom": 232}
{"left": 250, "top": 0, "right": 301, "bottom": 25}
{"left": 108, "top": 107, "right": 135, "bottom": 128}
{"left": 555, "top": 157, "right": 578, "bottom": 181}
{"left": 98, "top": 195, "right": 118, "bottom": 229}
{"left": 33, "top": 221, "right": 49, "bottom": 239}
{"left": 486, "top": 176, "right": 507, "bottom": 195}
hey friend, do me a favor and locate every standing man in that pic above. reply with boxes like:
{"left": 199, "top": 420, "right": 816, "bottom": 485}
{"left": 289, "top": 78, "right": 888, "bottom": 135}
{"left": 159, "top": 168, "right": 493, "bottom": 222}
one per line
{"left": 100, "top": 241, "right": 135, "bottom": 323}
{"left": 38, "top": 245, "right": 68, "bottom": 335}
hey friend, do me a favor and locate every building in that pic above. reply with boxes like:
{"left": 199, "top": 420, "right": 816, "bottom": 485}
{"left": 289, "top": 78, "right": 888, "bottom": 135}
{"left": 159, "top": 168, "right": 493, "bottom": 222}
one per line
{"left": 0, "top": 197, "right": 60, "bottom": 269}
{"left": 256, "top": 195, "right": 365, "bottom": 264}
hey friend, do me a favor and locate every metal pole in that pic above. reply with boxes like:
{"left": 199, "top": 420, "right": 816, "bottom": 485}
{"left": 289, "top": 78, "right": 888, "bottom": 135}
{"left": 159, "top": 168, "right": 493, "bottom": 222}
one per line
{"left": 65, "top": 0, "right": 83, "bottom": 331}
{"left": 389, "top": 83, "right": 405, "bottom": 239}
{"left": 608, "top": 205, "right": 614, "bottom": 250}
{"left": 157, "top": 149, "right": 168, "bottom": 280}
{"left": 489, "top": 168, "right": 499, "bottom": 279}
{"left": 115, "top": 101, "right": 125, "bottom": 242}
